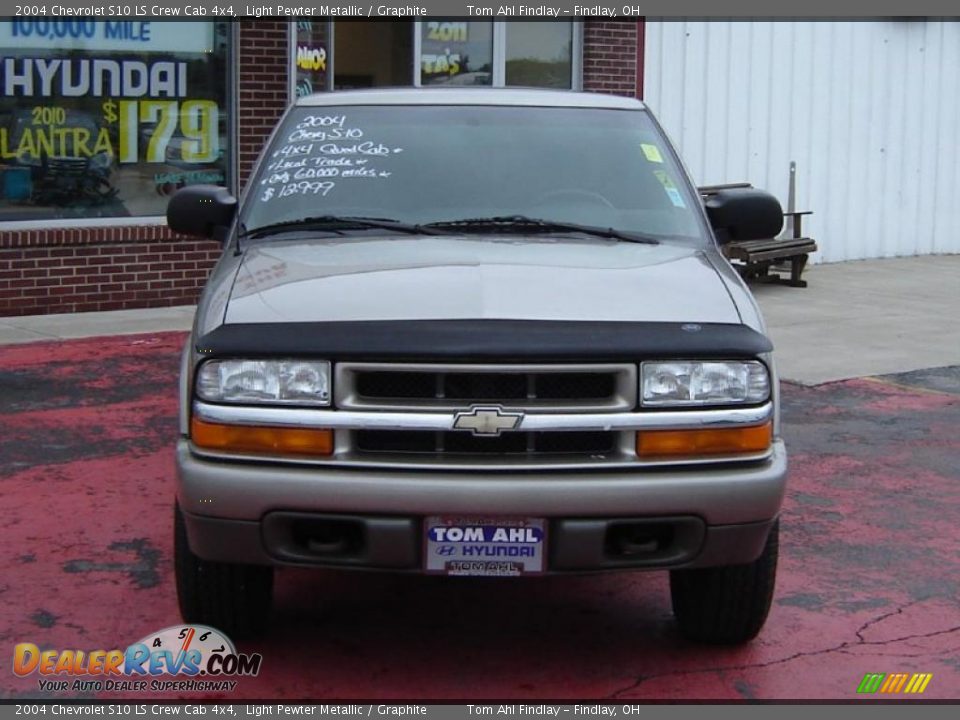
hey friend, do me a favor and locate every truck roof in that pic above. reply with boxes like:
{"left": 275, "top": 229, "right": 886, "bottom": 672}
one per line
{"left": 295, "top": 87, "right": 646, "bottom": 110}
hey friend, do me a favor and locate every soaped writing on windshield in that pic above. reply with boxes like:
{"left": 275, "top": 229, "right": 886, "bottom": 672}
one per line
{"left": 260, "top": 114, "right": 402, "bottom": 202}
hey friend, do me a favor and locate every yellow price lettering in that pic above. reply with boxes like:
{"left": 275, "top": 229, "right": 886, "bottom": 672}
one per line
{"left": 114, "top": 100, "right": 219, "bottom": 164}
{"left": 140, "top": 101, "right": 178, "bottom": 163}
{"left": 181, "top": 100, "right": 219, "bottom": 163}
{"left": 117, "top": 100, "right": 138, "bottom": 163}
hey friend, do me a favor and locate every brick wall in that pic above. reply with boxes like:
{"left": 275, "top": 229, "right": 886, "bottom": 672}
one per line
{"left": 237, "top": 20, "right": 290, "bottom": 186}
{"left": 0, "top": 20, "right": 291, "bottom": 318}
{"left": 0, "top": 228, "right": 220, "bottom": 317}
{"left": 582, "top": 20, "right": 642, "bottom": 98}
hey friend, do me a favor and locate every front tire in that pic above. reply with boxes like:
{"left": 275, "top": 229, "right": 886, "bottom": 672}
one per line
{"left": 669, "top": 519, "right": 779, "bottom": 644}
{"left": 174, "top": 503, "right": 274, "bottom": 638}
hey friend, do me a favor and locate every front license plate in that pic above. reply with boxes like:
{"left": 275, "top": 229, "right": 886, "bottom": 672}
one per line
{"left": 424, "top": 516, "right": 547, "bottom": 576}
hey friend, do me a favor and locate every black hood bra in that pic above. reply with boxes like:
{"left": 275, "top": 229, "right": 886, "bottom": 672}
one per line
{"left": 196, "top": 319, "right": 772, "bottom": 362}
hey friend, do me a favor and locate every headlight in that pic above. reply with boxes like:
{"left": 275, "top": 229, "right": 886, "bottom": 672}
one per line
{"left": 196, "top": 359, "right": 331, "bottom": 406}
{"left": 641, "top": 361, "right": 769, "bottom": 407}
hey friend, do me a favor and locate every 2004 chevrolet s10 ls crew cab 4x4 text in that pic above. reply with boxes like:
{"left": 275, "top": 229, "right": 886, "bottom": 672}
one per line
{"left": 168, "top": 88, "right": 788, "bottom": 644}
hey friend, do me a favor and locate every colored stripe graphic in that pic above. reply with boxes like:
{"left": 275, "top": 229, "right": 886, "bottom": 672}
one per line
{"left": 858, "top": 672, "right": 932, "bottom": 694}
{"left": 857, "top": 673, "right": 885, "bottom": 693}
{"left": 904, "top": 674, "right": 933, "bottom": 694}
{"left": 880, "top": 673, "right": 908, "bottom": 693}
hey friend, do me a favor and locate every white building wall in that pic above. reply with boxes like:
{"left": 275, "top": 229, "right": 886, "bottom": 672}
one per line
{"left": 644, "top": 20, "right": 960, "bottom": 263}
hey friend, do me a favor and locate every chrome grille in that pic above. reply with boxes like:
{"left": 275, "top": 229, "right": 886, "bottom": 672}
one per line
{"left": 336, "top": 363, "right": 636, "bottom": 464}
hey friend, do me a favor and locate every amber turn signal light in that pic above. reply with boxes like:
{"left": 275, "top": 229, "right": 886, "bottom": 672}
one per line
{"left": 636, "top": 422, "right": 772, "bottom": 458}
{"left": 191, "top": 417, "right": 334, "bottom": 456}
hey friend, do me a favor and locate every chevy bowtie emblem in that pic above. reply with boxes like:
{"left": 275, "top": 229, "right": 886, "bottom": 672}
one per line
{"left": 452, "top": 406, "right": 524, "bottom": 436}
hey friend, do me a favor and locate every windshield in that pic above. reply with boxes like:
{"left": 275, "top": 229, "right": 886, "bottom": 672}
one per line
{"left": 242, "top": 104, "right": 707, "bottom": 246}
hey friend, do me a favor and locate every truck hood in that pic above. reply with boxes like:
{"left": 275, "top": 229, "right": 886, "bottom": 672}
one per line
{"left": 222, "top": 236, "right": 741, "bottom": 325}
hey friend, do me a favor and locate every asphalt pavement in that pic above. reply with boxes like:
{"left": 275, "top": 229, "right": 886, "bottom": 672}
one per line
{"left": 0, "top": 332, "right": 957, "bottom": 700}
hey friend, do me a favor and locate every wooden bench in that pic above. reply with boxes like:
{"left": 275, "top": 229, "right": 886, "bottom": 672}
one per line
{"left": 699, "top": 183, "right": 818, "bottom": 288}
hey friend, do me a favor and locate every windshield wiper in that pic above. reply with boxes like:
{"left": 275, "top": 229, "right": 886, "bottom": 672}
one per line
{"left": 424, "top": 215, "right": 660, "bottom": 245}
{"left": 240, "top": 215, "right": 441, "bottom": 240}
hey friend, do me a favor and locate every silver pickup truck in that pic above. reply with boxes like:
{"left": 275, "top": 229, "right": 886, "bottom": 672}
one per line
{"left": 169, "top": 88, "right": 787, "bottom": 645}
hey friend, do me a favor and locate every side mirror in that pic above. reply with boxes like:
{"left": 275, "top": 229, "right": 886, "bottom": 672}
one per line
{"left": 167, "top": 185, "right": 237, "bottom": 241}
{"left": 704, "top": 189, "right": 783, "bottom": 244}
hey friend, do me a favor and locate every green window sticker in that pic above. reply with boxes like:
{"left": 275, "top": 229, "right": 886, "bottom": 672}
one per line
{"left": 641, "top": 143, "right": 664, "bottom": 163}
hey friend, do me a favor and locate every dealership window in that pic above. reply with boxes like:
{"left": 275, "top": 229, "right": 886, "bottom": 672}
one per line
{"left": 505, "top": 22, "right": 574, "bottom": 89}
{"left": 419, "top": 21, "right": 494, "bottom": 86}
{"left": 292, "top": 20, "right": 331, "bottom": 96}
{"left": 414, "top": 21, "right": 582, "bottom": 89}
{"left": 289, "top": 22, "right": 581, "bottom": 94}
{"left": 333, "top": 22, "right": 413, "bottom": 90}
{"left": 0, "top": 20, "right": 233, "bottom": 224}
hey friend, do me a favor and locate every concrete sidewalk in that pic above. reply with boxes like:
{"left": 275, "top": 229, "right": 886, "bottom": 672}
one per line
{"left": 0, "top": 255, "right": 957, "bottom": 385}
{"left": 0, "top": 304, "right": 196, "bottom": 345}
{"left": 753, "top": 255, "right": 959, "bottom": 384}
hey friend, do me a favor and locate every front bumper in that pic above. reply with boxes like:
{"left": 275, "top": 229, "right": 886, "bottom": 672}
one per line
{"left": 176, "top": 438, "right": 787, "bottom": 572}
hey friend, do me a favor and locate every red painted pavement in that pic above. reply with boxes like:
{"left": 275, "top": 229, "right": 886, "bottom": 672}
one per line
{"left": 1, "top": 333, "right": 958, "bottom": 701}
